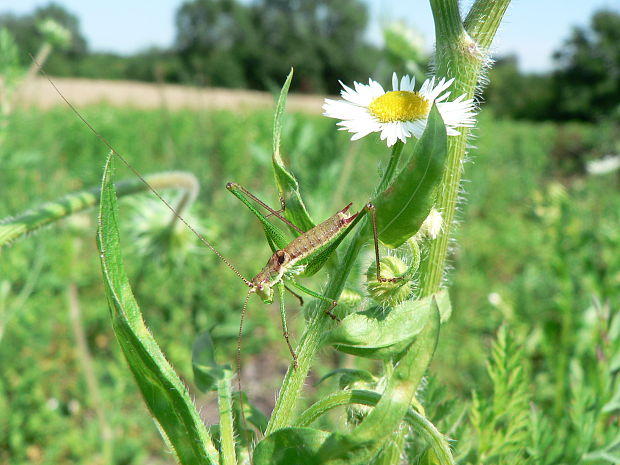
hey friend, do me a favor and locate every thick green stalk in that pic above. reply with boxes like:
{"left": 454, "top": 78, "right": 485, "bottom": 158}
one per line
{"left": 266, "top": 144, "right": 404, "bottom": 434}
{"left": 464, "top": 0, "right": 511, "bottom": 48}
{"left": 266, "top": 232, "right": 365, "bottom": 434}
{"left": 420, "top": 0, "right": 510, "bottom": 296}
{"left": 0, "top": 171, "right": 199, "bottom": 249}
{"left": 217, "top": 378, "right": 237, "bottom": 465}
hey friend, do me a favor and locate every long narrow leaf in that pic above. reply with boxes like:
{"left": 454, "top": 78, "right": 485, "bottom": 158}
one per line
{"left": 272, "top": 69, "right": 315, "bottom": 233}
{"left": 97, "top": 153, "right": 219, "bottom": 465}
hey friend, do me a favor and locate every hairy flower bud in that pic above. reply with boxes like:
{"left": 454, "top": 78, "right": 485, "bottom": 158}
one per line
{"left": 366, "top": 256, "right": 412, "bottom": 306}
{"left": 338, "top": 288, "right": 363, "bottom": 309}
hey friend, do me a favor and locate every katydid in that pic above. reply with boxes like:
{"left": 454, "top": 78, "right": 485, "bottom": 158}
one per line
{"left": 44, "top": 74, "right": 401, "bottom": 370}
{"left": 224, "top": 181, "right": 399, "bottom": 367}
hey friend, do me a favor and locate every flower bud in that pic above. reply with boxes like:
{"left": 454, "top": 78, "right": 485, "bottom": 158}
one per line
{"left": 338, "top": 288, "right": 363, "bottom": 309}
{"left": 366, "top": 255, "right": 411, "bottom": 306}
{"left": 418, "top": 208, "right": 443, "bottom": 239}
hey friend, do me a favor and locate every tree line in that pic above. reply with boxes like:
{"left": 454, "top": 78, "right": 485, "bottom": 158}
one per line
{"left": 1, "top": 2, "right": 619, "bottom": 122}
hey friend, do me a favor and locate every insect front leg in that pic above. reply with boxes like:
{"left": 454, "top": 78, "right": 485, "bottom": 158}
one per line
{"left": 277, "top": 281, "right": 298, "bottom": 369}
{"left": 284, "top": 285, "right": 304, "bottom": 306}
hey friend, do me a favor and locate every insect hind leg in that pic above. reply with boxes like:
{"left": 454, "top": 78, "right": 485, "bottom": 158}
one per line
{"left": 226, "top": 182, "right": 305, "bottom": 234}
{"left": 367, "top": 202, "right": 404, "bottom": 283}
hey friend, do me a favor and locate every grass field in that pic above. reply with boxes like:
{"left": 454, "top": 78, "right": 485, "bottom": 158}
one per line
{"left": 1, "top": 103, "right": 619, "bottom": 464}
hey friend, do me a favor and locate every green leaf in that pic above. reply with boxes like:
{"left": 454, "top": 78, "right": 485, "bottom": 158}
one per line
{"left": 233, "top": 392, "right": 269, "bottom": 442}
{"left": 583, "top": 435, "right": 620, "bottom": 463}
{"left": 373, "top": 106, "right": 448, "bottom": 248}
{"left": 317, "top": 299, "right": 440, "bottom": 464}
{"left": 192, "top": 331, "right": 233, "bottom": 392}
{"left": 257, "top": 299, "right": 441, "bottom": 465}
{"left": 324, "top": 294, "right": 438, "bottom": 360}
{"left": 272, "top": 68, "right": 315, "bottom": 233}
{"left": 294, "top": 390, "right": 455, "bottom": 465}
{"left": 602, "top": 386, "right": 620, "bottom": 413}
{"left": 97, "top": 153, "right": 219, "bottom": 465}
{"left": 435, "top": 289, "right": 452, "bottom": 323}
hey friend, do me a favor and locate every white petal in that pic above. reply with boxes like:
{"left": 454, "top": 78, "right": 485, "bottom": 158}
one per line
{"left": 404, "top": 120, "right": 426, "bottom": 139}
{"left": 400, "top": 75, "right": 412, "bottom": 92}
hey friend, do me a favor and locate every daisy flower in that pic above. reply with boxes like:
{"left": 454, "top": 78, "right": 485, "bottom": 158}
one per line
{"left": 323, "top": 73, "right": 476, "bottom": 147}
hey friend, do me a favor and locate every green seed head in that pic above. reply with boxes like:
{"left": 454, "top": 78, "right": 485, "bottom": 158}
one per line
{"left": 366, "top": 255, "right": 411, "bottom": 306}
{"left": 127, "top": 196, "right": 210, "bottom": 265}
{"left": 37, "top": 19, "right": 72, "bottom": 49}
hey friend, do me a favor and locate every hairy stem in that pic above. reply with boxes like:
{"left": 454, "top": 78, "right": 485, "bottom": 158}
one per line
{"left": 421, "top": 0, "right": 510, "bottom": 296}
{"left": 295, "top": 390, "right": 454, "bottom": 465}
{"left": 217, "top": 377, "right": 237, "bottom": 465}
{"left": 0, "top": 171, "right": 199, "bottom": 249}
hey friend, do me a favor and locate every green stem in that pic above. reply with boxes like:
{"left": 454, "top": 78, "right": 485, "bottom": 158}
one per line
{"left": 266, "top": 232, "right": 365, "bottom": 434}
{"left": 217, "top": 377, "right": 237, "bottom": 465}
{"left": 0, "top": 171, "right": 199, "bottom": 249}
{"left": 266, "top": 143, "right": 404, "bottom": 434}
{"left": 464, "top": 0, "right": 511, "bottom": 48}
{"left": 420, "top": 0, "right": 510, "bottom": 296}
{"left": 294, "top": 390, "right": 454, "bottom": 465}
{"left": 67, "top": 281, "right": 114, "bottom": 465}
{"left": 378, "top": 142, "right": 404, "bottom": 194}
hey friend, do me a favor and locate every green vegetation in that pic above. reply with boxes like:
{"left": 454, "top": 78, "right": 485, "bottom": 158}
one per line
{"left": 1, "top": 102, "right": 618, "bottom": 463}
{"left": 2, "top": 2, "right": 620, "bottom": 464}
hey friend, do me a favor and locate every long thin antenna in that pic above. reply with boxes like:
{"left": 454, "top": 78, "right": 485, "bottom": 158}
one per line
{"left": 35, "top": 59, "right": 252, "bottom": 287}
{"left": 237, "top": 289, "right": 253, "bottom": 450}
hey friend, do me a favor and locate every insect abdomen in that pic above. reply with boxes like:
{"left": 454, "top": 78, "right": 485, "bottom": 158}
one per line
{"left": 285, "top": 204, "right": 357, "bottom": 262}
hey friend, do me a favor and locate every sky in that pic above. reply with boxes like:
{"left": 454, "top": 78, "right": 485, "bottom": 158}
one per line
{"left": 1, "top": 0, "right": 619, "bottom": 73}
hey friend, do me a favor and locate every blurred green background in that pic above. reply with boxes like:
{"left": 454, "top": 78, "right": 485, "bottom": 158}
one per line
{"left": 1, "top": 1, "right": 619, "bottom": 464}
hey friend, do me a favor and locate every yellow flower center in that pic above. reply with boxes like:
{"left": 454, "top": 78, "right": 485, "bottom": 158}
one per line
{"left": 368, "top": 91, "right": 430, "bottom": 123}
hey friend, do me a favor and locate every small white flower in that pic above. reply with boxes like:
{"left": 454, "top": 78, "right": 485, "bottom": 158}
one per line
{"left": 488, "top": 292, "right": 502, "bottom": 307}
{"left": 586, "top": 155, "right": 620, "bottom": 175}
{"left": 323, "top": 73, "right": 476, "bottom": 147}
{"left": 46, "top": 397, "right": 59, "bottom": 411}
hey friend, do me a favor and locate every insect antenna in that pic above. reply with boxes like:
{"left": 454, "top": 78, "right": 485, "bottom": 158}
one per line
{"left": 37, "top": 64, "right": 252, "bottom": 287}
{"left": 237, "top": 288, "right": 254, "bottom": 449}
